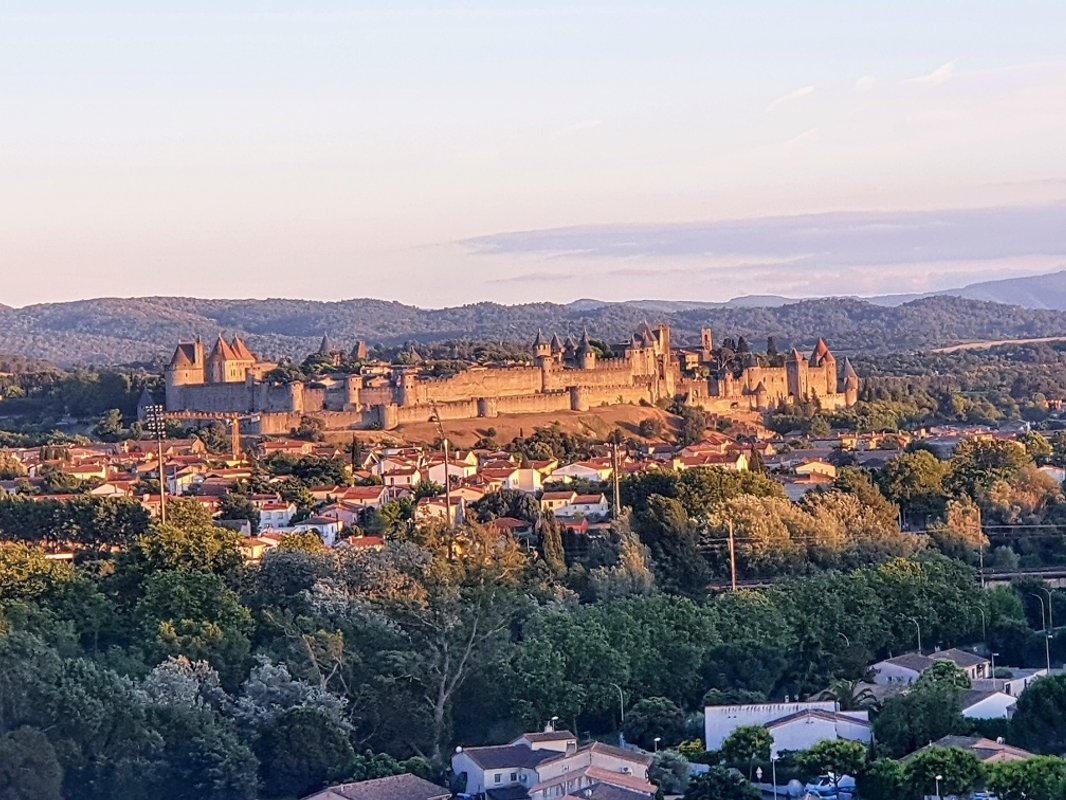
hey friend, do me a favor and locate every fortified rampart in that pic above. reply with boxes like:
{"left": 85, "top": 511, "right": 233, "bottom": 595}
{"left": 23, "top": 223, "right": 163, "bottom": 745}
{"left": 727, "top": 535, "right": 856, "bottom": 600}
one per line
{"left": 164, "top": 325, "right": 859, "bottom": 432}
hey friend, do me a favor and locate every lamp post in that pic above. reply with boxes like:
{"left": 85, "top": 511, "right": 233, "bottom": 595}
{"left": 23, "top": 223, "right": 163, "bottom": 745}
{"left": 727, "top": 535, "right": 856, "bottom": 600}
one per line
{"left": 653, "top": 736, "right": 661, "bottom": 753}
{"left": 976, "top": 606, "right": 987, "bottom": 645}
{"left": 144, "top": 404, "right": 168, "bottom": 525}
{"left": 608, "top": 682, "right": 625, "bottom": 725}
{"left": 1041, "top": 586, "right": 1055, "bottom": 632}
{"left": 1029, "top": 593, "right": 1052, "bottom": 673}
{"left": 771, "top": 754, "right": 779, "bottom": 800}
{"left": 991, "top": 652, "right": 999, "bottom": 680}
{"left": 548, "top": 715, "right": 559, "bottom": 732}
{"left": 909, "top": 617, "right": 922, "bottom": 654}
{"left": 935, "top": 774, "right": 943, "bottom": 800}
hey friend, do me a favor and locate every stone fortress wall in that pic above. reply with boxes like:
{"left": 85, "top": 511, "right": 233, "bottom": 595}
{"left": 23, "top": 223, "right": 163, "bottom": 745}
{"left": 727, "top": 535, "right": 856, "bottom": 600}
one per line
{"left": 164, "top": 325, "right": 859, "bottom": 433}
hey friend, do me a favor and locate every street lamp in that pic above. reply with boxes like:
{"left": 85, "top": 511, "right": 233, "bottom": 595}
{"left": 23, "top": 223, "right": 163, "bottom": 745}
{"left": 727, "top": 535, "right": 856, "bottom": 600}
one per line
{"left": 144, "top": 404, "right": 168, "bottom": 525}
{"left": 653, "top": 736, "right": 661, "bottom": 753}
{"left": 976, "top": 606, "right": 987, "bottom": 645}
{"left": 909, "top": 617, "right": 923, "bottom": 654}
{"left": 991, "top": 652, "right": 1000, "bottom": 680}
{"left": 608, "top": 682, "right": 625, "bottom": 725}
{"left": 935, "top": 774, "right": 943, "bottom": 800}
{"left": 1040, "top": 586, "right": 1055, "bottom": 632}
{"left": 548, "top": 716, "right": 559, "bottom": 732}
{"left": 1029, "top": 594, "right": 1052, "bottom": 673}
{"left": 771, "top": 754, "right": 779, "bottom": 800}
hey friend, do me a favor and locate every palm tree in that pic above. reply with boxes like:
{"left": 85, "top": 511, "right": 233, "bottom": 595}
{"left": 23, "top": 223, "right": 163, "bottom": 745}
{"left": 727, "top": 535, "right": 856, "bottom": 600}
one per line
{"left": 818, "top": 678, "right": 876, "bottom": 711}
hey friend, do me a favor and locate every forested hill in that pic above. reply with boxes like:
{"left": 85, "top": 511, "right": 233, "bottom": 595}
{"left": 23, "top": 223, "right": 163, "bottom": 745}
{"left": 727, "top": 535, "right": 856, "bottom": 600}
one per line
{"left": 1, "top": 294, "right": 1065, "bottom": 366}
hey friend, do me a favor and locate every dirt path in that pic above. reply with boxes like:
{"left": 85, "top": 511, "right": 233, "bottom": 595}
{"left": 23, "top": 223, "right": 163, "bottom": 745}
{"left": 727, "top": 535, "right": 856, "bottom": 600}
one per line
{"left": 932, "top": 335, "right": 1066, "bottom": 353}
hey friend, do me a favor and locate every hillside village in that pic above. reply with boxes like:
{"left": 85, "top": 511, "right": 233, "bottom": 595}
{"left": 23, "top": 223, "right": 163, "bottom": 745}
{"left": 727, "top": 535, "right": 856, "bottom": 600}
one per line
{"left": 5, "top": 327, "right": 1066, "bottom": 800}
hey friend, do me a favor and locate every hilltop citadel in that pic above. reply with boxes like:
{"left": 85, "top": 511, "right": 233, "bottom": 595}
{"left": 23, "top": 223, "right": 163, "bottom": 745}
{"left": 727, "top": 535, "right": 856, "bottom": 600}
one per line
{"left": 164, "top": 323, "right": 859, "bottom": 434}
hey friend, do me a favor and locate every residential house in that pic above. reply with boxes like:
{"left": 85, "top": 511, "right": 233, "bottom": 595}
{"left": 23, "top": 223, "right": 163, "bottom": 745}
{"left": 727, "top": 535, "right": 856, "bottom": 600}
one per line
{"left": 541, "top": 490, "right": 578, "bottom": 515}
{"left": 705, "top": 701, "right": 871, "bottom": 755}
{"left": 292, "top": 515, "right": 343, "bottom": 547}
{"left": 555, "top": 494, "right": 611, "bottom": 520}
{"left": 902, "top": 736, "right": 1035, "bottom": 765}
{"left": 300, "top": 773, "right": 451, "bottom": 800}
{"left": 257, "top": 501, "right": 297, "bottom": 529}
{"left": 960, "top": 689, "right": 1017, "bottom": 720}
{"left": 871, "top": 649, "right": 991, "bottom": 685}
{"left": 382, "top": 468, "right": 421, "bottom": 489}
{"left": 795, "top": 459, "right": 837, "bottom": 479}
{"left": 341, "top": 485, "right": 390, "bottom": 509}
{"left": 452, "top": 733, "right": 654, "bottom": 800}
{"left": 551, "top": 460, "right": 613, "bottom": 482}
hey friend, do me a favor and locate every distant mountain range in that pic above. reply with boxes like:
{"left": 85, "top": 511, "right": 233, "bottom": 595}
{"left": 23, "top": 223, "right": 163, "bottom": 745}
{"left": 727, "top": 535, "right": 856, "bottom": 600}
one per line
{"left": 3, "top": 292, "right": 1066, "bottom": 366}
{"left": 572, "top": 268, "right": 1066, "bottom": 312}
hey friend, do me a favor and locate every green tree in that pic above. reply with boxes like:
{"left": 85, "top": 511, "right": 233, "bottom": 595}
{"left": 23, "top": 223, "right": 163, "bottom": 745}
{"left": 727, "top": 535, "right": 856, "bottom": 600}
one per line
{"left": 0, "top": 726, "right": 64, "bottom": 800}
{"left": 903, "top": 747, "right": 984, "bottom": 800}
{"left": 137, "top": 570, "right": 253, "bottom": 683}
{"left": 878, "top": 450, "right": 949, "bottom": 523}
{"left": 818, "top": 679, "right": 876, "bottom": 711}
{"left": 799, "top": 739, "right": 867, "bottom": 791}
{"left": 945, "top": 439, "right": 1030, "bottom": 500}
{"left": 873, "top": 679, "right": 968, "bottom": 757}
{"left": 683, "top": 767, "right": 760, "bottom": 800}
{"left": 987, "top": 755, "right": 1066, "bottom": 800}
{"left": 258, "top": 707, "right": 354, "bottom": 798}
{"left": 650, "top": 749, "right": 691, "bottom": 795}
{"left": 721, "top": 725, "right": 773, "bottom": 776}
{"left": 622, "top": 697, "right": 686, "bottom": 751}
{"left": 857, "top": 758, "right": 905, "bottom": 800}
{"left": 1010, "top": 674, "right": 1066, "bottom": 754}
{"left": 1019, "top": 431, "right": 1054, "bottom": 466}
{"left": 218, "top": 494, "right": 261, "bottom": 534}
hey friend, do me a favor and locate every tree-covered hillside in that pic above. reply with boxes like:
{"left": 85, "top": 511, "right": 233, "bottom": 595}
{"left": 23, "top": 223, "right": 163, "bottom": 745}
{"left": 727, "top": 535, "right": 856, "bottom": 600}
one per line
{"left": 1, "top": 294, "right": 1065, "bottom": 365}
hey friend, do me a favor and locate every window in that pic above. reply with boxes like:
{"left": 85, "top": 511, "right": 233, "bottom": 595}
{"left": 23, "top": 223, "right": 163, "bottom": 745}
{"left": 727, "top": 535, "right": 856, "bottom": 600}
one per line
{"left": 494, "top": 774, "right": 501, "bottom": 784}
{"left": 511, "top": 772, "right": 518, "bottom": 782}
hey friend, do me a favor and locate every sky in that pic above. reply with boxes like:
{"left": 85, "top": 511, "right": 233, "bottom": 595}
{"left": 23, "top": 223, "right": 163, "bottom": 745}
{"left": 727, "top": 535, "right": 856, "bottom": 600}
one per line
{"left": 2, "top": 1, "right": 1066, "bottom": 308}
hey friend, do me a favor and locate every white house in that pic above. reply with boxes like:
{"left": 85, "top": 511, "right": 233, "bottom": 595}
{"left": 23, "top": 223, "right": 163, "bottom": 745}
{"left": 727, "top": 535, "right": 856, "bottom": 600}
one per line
{"left": 425, "top": 459, "right": 478, "bottom": 485}
{"left": 541, "top": 490, "right": 578, "bottom": 514}
{"left": 556, "top": 493, "right": 611, "bottom": 519}
{"left": 960, "top": 689, "right": 1017, "bottom": 720}
{"left": 292, "top": 515, "right": 343, "bottom": 547}
{"left": 257, "top": 501, "right": 297, "bottom": 529}
{"left": 871, "top": 649, "right": 991, "bottom": 686}
{"left": 551, "top": 461, "right": 613, "bottom": 482}
{"left": 705, "top": 701, "right": 871, "bottom": 755}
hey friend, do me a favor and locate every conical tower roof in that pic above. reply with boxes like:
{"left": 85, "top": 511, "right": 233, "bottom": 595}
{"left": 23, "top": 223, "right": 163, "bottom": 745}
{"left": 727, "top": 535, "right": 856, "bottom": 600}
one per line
{"left": 550, "top": 332, "right": 563, "bottom": 353}
{"left": 843, "top": 357, "right": 858, "bottom": 379}
{"left": 532, "top": 330, "right": 546, "bottom": 348}
{"left": 208, "top": 333, "right": 238, "bottom": 361}
{"left": 231, "top": 335, "right": 255, "bottom": 361}
{"left": 579, "top": 328, "right": 593, "bottom": 353}
{"left": 318, "top": 334, "right": 333, "bottom": 354}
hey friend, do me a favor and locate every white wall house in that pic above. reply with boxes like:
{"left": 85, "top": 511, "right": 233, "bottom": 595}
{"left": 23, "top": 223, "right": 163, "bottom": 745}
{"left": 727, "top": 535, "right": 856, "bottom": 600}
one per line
{"left": 705, "top": 702, "right": 871, "bottom": 755}
{"left": 556, "top": 493, "right": 610, "bottom": 519}
{"left": 961, "top": 690, "right": 1017, "bottom": 720}
{"left": 292, "top": 516, "right": 343, "bottom": 547}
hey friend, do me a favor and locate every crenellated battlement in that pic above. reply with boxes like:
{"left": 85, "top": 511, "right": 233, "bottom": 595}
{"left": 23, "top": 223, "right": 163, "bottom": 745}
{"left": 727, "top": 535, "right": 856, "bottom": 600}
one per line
{"left": 163, "top": 325, "right": 859, "bottom": 430}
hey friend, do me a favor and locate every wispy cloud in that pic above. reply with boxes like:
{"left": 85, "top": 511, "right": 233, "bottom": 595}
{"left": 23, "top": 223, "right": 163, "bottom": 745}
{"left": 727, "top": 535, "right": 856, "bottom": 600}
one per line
{"left": 552, "top": 119, "right": 604, "bottom": 139}
{"left": 765, "top": 85, "right": 815, "bottom": 113}
{"left": 906, "top": 60, "right": 957, "bottom": 86}
{"left": 463, "top": 203, "right": 1066, "bottom": 272}
{"left": 855, "top": 75, "right": 877, "bottom": 93}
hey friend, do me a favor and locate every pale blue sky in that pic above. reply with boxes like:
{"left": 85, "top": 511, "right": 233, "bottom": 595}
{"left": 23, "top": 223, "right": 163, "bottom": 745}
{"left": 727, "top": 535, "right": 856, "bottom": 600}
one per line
{"left": 2, "top": 2, "right": 1065, "bottom": 306}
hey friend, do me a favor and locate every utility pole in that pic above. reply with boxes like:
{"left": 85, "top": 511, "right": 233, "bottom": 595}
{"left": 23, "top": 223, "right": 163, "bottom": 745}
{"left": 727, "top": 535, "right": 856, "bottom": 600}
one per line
{"left": 610, "top": 440, "right": 622, "bottom": 519}
{"left": 429, "top": 400, "right": 454, "bottom": 560}
{"left": 728, "top": 519, "right": 737, "bottom": 591}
